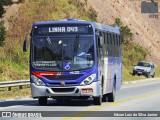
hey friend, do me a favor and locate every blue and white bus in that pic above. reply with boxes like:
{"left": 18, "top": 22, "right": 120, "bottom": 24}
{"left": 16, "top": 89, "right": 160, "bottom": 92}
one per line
{"left": 23, "top": 18, "right": 122, "bottom": 105}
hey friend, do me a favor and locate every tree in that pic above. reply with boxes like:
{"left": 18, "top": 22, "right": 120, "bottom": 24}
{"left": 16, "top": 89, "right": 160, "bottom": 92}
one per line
{"left": 0, "top": 0, "right": 12, "bottom": 17}
{"left": 0, "top": 22, "right": 6, "bottom": 46}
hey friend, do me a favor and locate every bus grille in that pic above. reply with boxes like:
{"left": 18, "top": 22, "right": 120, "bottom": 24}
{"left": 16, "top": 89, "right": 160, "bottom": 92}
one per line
{"left": 46, "top": 82, "right": 79, "bottom": 87}
{"left": 51, "top": 88, "right": 75, "bottom": 93}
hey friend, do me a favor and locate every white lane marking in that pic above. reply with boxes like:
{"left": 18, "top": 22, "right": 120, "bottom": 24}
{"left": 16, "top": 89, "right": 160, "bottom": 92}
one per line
{"left": 122, "top": 81, "right": 160, "bottom": 89}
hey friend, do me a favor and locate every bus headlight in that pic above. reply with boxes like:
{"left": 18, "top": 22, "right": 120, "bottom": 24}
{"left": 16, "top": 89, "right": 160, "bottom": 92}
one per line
{"left": 80, "top": 74, "right": 96, "bottom": 86}
{"left": 31, "top": 75, "right": 45, "bottom": 86}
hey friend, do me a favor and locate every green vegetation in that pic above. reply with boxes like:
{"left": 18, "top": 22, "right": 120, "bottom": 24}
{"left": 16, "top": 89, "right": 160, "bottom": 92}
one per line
{"left": 115, "top": 18, "right": 160, "bottom": 81}
{"left": 0, "top": 0, "right": 13, "bottom": 47}
{"left": 0, "top": 88, "right": 31, "bottom": 99}
{"left": 0, "top": 22, "right": 6, "bottom": 46}
{"left": 155, "top": 67, "right": 160, "bottom": 78}
{"left": 115, "top": 18, "right": 147, "bottom": 66}
{"left": 116, "top": 19, "right": 145, "bottom": 61}
{"left": 117, "top": 18, "right": 146, "bottom": 81}
{"left": 0, "top": 0, "right": 97, "bottom": 81}
{"left": 87, "top": 7, "right": 98, "bottom": 21}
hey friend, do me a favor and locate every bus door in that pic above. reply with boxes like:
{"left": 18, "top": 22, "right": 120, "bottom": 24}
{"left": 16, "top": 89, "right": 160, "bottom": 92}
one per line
{"left": 96, "top": 31, "right": 104, "bottom": 91}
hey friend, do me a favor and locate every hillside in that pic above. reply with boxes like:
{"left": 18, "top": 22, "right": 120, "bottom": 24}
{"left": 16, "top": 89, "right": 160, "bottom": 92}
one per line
{"left": 86, "top": 0, "right": 160, "bottom": 66}
{"left": 0, "top": 0, "right": 97, "bottom": 81}
{"left": 0, "top": 0, "right": 160, "bottom": 81}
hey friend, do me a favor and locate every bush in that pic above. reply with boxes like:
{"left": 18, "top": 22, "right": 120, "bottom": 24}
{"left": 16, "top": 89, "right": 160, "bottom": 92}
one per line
{"left": 115, "top": 18, "right": 147, "bottom": 66}
{"left": 68, "top": 0, "right": 84, "bottom": 8}
{"left": 115, "top": 18, "right": 133, "bottom": 40}
{"left": 87, "top": 7, "right": 97, "bottom": 21}
{"left": 0, "top": 22, "right": 6, "bottom": 46}
{"left": 115, "top": 18, "right": 122, "bottom": 26}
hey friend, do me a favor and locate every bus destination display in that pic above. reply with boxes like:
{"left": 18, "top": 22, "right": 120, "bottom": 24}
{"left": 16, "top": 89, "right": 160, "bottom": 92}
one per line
{"left": 33, "top": 24, "right": 92, "bottom": 35}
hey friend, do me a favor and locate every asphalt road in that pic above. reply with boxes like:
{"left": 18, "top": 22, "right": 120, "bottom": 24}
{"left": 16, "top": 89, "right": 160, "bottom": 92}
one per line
{"left": 0, "top": 78, "right": 160, "bottom": 120}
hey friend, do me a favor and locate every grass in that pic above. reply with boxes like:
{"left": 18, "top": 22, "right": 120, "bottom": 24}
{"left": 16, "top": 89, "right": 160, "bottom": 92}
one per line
{"left": 123, "top": 66, "right": 160, "bottom": 82}
{"left": 155, "top": 67, "right": 160, "bottom": 77}
{"left": 116, "top": 17, "right": 160, "bottom": 82}
{"left": 122, "top": 40, "right": 160, "bottom": 82}
{"left": 0, "top": 88, "right": 31, "bottom": 100}
{"left": 0, "top": 0, "right": 97, "bottom": 82}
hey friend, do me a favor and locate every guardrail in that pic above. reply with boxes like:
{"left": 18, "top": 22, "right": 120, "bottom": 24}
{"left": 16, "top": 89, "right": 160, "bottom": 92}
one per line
{"left": 0, "top": 80, "right": 30, "bottom": 91}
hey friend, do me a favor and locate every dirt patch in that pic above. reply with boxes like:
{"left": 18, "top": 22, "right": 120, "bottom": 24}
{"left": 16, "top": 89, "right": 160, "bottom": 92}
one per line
{"left": 86, "top": 0, "right": 160, "bottom": 66}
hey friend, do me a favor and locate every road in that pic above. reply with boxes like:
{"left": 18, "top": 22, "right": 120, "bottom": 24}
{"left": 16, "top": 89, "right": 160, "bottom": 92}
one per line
{"left": 0, "top": 78, "right": 160, "bottom": 120}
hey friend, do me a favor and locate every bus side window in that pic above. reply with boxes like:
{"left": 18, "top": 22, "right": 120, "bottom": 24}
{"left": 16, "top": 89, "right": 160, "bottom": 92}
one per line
{"left": 116, "top": 35, "right": 118, "bottom": 57}
{"left": 111, "top": 33, "right": 114, "bottom": 57}
{"left": 119, "top": 36, "right": 122, "bottom": 56}
{"left": 117, "top": 35, "right": 120, "bottom": 57}
{"left": 105, "top": 32, "right": 108, "bottom": 56}
{"left": 108, "top": 33, "right": 110, "bottom": 57}
{"left": 113, "top": 34, "right": 115, "bottom": 57}
{"left": 103, "top": 32, "right": 106, "bottom": 44}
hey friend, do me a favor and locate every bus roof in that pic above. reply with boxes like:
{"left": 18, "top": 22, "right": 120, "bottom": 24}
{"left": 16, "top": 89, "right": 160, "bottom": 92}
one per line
{"left": 33, "top": 18, "right": 120, "bottom": 34}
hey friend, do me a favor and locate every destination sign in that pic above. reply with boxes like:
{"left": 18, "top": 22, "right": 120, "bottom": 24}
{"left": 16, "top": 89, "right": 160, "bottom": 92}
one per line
{"left": 33, "top": 24, "right": 93, "bottom": 35}
{"left": 49, "top": 27, "right": 78, "bottom": 33}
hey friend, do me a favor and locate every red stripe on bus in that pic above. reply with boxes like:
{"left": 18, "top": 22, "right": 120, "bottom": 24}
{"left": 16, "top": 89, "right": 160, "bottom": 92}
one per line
{"left": 31, "top": 72, "right": 58, "bottom": 78}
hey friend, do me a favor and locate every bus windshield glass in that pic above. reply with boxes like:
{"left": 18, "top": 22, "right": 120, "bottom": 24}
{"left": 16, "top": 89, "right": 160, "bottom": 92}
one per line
{"left": 31, "top": 36, "right": 94, "bottom": 71}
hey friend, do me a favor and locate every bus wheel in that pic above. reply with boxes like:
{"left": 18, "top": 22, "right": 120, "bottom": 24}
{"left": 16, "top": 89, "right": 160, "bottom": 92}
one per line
{"left": 38, "top": 97, "right": 47, "bottom": 105}
{"left": 102, "top": 94, "right": 107, "bottom": 102}
{"left": 107, "top": 82, "right": 116, "bottom": 102}
{"left": 107, "top": 91, "right": 115, "bottom": 102}
{"left": 93, "top": 96, "right": 102, "bottom": 105}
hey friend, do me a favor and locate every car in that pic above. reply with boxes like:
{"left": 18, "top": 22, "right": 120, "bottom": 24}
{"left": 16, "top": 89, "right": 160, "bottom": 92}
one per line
{"left": 132, "top": 61, "right": 155, "bottom": 78}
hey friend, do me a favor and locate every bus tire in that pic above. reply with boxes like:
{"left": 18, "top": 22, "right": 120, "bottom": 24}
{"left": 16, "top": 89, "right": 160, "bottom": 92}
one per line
{"left": 102, "top": 94, "right": 107, "bottom": 102}
{"left": 38, "top": 97, "right": 47, "bottom": 105}
{"left": 93, "top": 96, "right": 102, "bottom": 105}
{"left": 107, "top": 92, "right": 115, "bottom": 102}
{"left": 107, "top": 81, "right": 116, "bottom": 102}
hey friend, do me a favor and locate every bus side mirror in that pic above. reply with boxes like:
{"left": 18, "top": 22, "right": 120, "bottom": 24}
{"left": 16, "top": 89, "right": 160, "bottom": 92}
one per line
{"left": 23, "top": 36, "right": 28, "bottom": 52}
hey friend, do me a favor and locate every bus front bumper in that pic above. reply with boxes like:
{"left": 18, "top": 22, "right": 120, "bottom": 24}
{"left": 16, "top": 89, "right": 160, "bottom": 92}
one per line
{"left": 31, "top": 82, "right": 101, "bottom": 98}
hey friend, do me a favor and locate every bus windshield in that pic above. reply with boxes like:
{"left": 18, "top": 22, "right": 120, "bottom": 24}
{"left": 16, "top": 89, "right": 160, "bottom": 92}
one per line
{"left": 31, "top": 36, "right": 94, "bottom": 71}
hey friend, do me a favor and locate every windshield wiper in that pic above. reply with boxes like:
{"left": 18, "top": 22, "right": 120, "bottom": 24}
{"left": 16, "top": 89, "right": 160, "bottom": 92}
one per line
{"left": 46, "top": 36, "right": 52, "bottom": 44}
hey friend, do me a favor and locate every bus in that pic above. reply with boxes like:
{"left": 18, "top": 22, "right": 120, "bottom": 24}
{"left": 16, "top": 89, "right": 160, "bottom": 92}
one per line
{"left": 23, "top": 18, "right": 122, "bottom": 105}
